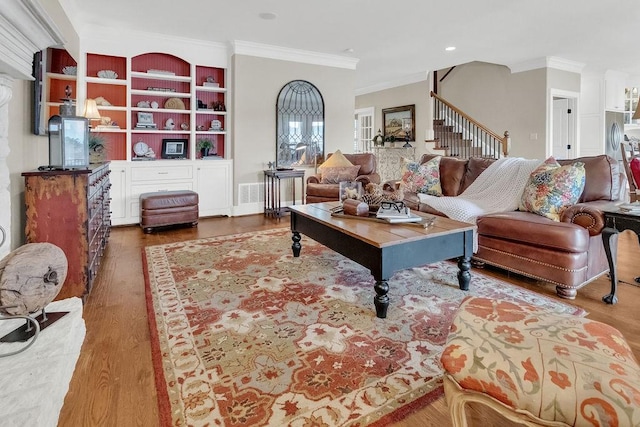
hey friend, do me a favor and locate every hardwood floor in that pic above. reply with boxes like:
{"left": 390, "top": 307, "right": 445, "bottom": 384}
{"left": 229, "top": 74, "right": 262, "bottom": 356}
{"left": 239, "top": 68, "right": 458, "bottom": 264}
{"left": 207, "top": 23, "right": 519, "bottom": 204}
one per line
{"left": 57, "top": 216, "right": 640, "bottom": 426}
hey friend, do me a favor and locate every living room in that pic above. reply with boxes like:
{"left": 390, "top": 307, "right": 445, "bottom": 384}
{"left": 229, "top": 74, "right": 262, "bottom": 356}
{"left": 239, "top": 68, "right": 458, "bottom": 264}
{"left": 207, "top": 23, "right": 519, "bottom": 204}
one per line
{"left": 1, "top": 1, "right": 640, "bottom": 426}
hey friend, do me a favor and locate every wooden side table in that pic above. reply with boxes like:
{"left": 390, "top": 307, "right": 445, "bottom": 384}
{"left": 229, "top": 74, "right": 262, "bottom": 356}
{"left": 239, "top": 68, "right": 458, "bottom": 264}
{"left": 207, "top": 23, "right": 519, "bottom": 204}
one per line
{"left": 602, "top": 208, "right": 640, "bottom": 304}
{"left": 263, "top": 169, "right": 306, "bottom": 217}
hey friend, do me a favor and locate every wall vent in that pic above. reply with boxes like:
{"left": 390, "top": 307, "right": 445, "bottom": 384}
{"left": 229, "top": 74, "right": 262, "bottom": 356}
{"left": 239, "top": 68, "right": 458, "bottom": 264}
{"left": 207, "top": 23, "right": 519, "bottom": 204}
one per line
{"left": 238, "top": 182, "right": 264, "bottom": 205}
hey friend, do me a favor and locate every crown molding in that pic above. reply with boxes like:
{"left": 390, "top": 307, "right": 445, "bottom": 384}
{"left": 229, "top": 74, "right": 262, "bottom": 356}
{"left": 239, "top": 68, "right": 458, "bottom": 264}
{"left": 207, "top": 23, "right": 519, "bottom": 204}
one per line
{"left": 354, "top": 71, "right": 429, "bottom": 96}
{"left": 508, "top": 56, "right": 585, "bottom": 74}
{"left": 232, "top": 40, "right": 359, "bottom": 70}
{"left": 0, "top": 0, "right": 65, "bottom": 80}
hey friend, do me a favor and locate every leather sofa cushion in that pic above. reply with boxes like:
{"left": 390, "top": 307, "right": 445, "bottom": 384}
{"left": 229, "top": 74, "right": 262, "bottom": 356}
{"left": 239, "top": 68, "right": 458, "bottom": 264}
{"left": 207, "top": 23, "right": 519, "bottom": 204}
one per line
{"left": 557, "top": 155, "right": 618, "bottom": 202}
{"left": 420, "top": 154, "right": 467, "bottom": 196}
{"left": 460, "top": 157, "right": 497, "bottom": 193}
{"left": 418, "top": 154, "right": 497, "bottom": 196}
{"left": 477, "top": 211, "right": 589, "bottom": 253}
{"left": 343, "top": 153, "right": 377, "bottom": 175}
{"left": 306, "top": 183, "right": 340, "bottom": 198}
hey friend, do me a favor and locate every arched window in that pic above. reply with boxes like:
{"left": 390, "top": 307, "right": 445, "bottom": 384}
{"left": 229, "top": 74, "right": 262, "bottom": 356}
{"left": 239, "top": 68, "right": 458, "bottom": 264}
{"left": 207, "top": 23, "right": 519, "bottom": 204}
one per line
{"left": 276, "top": 80, "right": 324, "bottom": 168}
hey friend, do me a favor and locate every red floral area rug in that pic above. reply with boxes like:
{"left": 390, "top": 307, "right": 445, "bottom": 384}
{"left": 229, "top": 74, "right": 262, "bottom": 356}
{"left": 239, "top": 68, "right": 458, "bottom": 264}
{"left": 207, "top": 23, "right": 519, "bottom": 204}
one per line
{"left": 143, "top": 228, "right": 585, "bottom": 426}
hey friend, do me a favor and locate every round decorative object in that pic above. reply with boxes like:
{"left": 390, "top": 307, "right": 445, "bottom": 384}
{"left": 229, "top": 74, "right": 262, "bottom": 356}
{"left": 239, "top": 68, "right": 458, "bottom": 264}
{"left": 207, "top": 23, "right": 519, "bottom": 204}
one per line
{"left": 97, "top": 69, "right": 118, "bottom": 79}
{"left": 0, "top": 243, "right": 68, "bottom": 316}
{"left": 134, "top": 141, "right": 150, "bottom": 156}
{"left": 62, "top": 66, "right": 77, "bottom": 76}
{"left": 165, "top": 118, "right": 175, "bottom": 130}
{"left": 164, "top": 97, "right": 186, "bottom": 110}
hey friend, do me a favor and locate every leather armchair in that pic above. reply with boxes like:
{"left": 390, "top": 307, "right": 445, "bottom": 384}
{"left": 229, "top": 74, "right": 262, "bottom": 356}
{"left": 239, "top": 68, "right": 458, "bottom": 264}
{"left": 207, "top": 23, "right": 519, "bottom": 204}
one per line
{"left": 306, "top": 153, "right": 380, "bottom": 203}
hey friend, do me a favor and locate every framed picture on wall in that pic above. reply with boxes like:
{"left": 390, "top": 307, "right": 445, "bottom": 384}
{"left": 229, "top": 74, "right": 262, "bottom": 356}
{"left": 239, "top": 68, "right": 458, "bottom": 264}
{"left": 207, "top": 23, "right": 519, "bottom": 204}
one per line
{"left": 382, "top": 105, "right": 415, "bottom": 142}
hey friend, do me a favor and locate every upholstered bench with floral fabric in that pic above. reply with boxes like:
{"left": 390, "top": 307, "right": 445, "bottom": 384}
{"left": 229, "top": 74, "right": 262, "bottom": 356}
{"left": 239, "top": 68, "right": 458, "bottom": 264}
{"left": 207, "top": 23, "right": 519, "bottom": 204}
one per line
{"left": 440, "top": 296, "right": 640, "bottom": 426}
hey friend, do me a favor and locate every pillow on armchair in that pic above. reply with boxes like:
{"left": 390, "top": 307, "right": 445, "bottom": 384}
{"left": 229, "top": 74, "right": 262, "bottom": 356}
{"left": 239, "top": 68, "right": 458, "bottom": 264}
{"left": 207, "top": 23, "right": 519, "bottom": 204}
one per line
{"left": 320, "top": 165, "right": 362, "bottom": 184}
{"left": 318, "top": 149, "right": 353, "bottom": 169}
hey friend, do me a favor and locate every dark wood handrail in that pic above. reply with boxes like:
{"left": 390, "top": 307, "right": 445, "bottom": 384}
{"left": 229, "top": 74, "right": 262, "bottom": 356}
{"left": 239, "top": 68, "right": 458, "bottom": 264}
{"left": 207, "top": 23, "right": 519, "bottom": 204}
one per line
{"left": 430, "top": 91, "right": 510, "bottom": 157}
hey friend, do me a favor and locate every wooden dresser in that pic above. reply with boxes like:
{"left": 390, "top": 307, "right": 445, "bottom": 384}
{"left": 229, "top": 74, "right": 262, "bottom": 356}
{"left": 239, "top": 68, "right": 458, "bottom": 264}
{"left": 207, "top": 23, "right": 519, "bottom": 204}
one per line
{"left": 22, "top": 163, "right": 111, "bottom": 300}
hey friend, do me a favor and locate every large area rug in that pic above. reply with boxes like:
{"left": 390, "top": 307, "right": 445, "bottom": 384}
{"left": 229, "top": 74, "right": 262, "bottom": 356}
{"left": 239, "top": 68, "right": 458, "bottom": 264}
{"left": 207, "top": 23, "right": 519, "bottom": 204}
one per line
{"left": 143, "top": 228, "right": 585, "bottom": 427}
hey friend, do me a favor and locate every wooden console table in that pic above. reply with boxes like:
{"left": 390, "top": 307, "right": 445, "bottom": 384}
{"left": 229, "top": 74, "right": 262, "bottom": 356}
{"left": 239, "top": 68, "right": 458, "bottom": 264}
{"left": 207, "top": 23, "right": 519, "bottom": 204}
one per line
{"left": 263, "top": 169, "right": 305, "bottom": 217}
{"left": 601, "top": 208, "right": 640, "bottom": 304}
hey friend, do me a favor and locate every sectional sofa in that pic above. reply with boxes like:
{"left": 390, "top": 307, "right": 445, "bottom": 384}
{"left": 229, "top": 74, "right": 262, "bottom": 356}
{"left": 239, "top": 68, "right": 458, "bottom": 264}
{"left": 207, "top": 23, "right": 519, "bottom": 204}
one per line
{"left": 400, "top": 154, "right": 624, "bottom": 299}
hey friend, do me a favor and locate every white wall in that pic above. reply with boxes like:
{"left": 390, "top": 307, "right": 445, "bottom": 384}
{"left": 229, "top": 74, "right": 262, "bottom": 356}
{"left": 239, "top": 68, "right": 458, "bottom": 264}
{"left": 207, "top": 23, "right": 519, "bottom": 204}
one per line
{"left": 7, "top": 78, "right": 51, "bottom": 251}
{"left": 355, "top": 79, "right": 432, "bottom": 159}
{"left": 232, "top": 54, "right": 356, "bottom": 208}
{"left": 436, "top": 62, "right": 583, "bottom": 160}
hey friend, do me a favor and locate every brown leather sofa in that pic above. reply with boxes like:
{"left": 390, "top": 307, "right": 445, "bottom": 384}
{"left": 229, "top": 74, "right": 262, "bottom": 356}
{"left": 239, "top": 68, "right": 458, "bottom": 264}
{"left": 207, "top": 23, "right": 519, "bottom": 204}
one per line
{"left": 400, "top": 154, "right": 624, "bottom": 299}
{"left": 306, "top": 153, "right": 381, "bottom": 203}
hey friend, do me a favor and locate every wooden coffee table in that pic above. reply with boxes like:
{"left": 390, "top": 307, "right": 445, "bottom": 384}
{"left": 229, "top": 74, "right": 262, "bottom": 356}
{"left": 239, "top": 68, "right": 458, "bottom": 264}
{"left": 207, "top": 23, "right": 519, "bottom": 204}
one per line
{"left": 289, "top": 202, "right": 476, "bottom": 318}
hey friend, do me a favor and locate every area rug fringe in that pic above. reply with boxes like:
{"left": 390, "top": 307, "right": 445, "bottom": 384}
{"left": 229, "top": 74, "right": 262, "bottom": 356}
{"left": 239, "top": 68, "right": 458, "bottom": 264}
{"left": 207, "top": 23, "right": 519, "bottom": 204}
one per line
{"left": 143, "top": 228, "right": 585, "bottom": 426}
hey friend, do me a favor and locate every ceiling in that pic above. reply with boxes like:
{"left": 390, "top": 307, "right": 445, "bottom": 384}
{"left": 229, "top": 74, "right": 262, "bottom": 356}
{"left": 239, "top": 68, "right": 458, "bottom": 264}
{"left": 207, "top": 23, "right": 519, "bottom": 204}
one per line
{"left": 59, "top": 0, "right": 640, "bottom": 93}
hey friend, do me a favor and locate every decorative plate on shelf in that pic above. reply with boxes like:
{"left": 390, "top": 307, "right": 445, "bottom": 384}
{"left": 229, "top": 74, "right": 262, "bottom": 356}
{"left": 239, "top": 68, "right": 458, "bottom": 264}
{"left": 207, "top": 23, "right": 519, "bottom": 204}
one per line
{"left": 133, "top": 141, "right": 150, "bottom": 157}
{"left": 62, "top": 66, "right": 77, "bottom": 75}
{"left": 164, "top": 97, "right": 186, "bottom": 110}
{"left": 97, "top": 70, "right": 118, "bottom": 79}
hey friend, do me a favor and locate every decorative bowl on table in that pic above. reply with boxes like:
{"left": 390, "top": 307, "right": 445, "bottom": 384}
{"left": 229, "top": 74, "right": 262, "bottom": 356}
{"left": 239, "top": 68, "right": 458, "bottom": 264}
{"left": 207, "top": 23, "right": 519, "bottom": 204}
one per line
{"left": 97, "top": 70, "right": 118, "bottom": 79}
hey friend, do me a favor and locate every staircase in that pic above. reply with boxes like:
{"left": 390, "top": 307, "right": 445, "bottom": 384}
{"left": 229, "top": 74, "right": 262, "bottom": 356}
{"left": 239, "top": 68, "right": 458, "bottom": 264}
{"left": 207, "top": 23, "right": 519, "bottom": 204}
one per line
{"left": 432, "top": 119, "right": 486, "bottom": 157}
{"left": 430, "top": 91, "right": 510, "bottom": 159}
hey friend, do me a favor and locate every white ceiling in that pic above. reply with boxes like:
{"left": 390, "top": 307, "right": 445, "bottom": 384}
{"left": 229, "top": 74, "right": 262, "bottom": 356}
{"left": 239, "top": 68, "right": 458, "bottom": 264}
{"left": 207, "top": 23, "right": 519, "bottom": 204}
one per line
{"left": 59, "top": 0, "right": 640, "bottom": 93}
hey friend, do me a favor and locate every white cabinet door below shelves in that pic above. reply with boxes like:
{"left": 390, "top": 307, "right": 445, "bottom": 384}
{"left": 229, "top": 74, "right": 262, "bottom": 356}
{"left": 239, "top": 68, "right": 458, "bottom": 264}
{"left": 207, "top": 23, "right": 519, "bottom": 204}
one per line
{"left": 195, "top": 161, "right": 232, "bottom": 217}
{"left": 109, "top": 163, "right": 128, "bottom": 225}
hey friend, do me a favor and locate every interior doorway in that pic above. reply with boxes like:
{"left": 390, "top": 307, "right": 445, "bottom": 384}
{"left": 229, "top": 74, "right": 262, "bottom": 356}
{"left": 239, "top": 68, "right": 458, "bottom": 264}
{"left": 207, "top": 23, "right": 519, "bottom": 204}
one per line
{"left": 355, "top": 107, "right": 374, "bottom": 152}
{"left": 550, "top": 91, "right": 578, "bottom": 159}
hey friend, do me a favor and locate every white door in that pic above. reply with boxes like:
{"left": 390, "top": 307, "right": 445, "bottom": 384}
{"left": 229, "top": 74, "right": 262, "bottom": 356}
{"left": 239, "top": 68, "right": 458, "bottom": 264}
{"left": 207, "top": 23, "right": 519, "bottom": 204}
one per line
{"left": 552, "top": 98, "right": 570, "bottom": 158}
{"left": 551, "top": 96, "right": 577, "bottom": 159}
{"left": 355, "top": 107, "right": 374, "bottom": 152}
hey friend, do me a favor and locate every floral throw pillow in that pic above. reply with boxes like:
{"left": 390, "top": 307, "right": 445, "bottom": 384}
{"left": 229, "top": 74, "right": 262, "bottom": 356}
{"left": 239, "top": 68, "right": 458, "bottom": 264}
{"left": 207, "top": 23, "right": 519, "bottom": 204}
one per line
{"left": 519, "top": 157, "right": 585, "bottom": 221}
{"left": 320, "top": 165, "right": 361, "bottom": 184}
{"left": 400, "top": 156, "right": 442, "bottom": 196}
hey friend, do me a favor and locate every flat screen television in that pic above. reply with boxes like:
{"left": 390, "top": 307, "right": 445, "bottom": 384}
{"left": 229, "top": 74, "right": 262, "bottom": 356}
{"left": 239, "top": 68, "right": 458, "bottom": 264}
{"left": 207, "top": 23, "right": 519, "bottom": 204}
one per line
{"left": 32, "top": 50, "right": 46, "bottom": 136}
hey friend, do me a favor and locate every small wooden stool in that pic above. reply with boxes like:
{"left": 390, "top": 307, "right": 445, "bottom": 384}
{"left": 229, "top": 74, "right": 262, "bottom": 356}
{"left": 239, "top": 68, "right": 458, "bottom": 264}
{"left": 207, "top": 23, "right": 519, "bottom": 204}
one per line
{"left": 139, "top": 190, "right": 199, "bottom": 233}
{"left": 441, "top": 296, "right": 640, "bottom": 426}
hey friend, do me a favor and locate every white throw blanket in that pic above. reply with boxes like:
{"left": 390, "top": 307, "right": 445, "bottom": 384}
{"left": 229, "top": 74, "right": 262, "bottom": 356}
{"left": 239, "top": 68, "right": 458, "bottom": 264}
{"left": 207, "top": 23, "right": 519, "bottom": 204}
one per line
{"left": 417, "top": 157, "right": 542, "bottom": 252}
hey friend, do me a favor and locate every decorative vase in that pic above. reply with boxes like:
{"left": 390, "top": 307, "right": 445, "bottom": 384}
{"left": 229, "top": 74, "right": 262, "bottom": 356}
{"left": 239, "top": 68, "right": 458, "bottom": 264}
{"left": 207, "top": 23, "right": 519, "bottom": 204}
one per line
{"left": 201, "top": 148, "right": 210, "bottom": 157}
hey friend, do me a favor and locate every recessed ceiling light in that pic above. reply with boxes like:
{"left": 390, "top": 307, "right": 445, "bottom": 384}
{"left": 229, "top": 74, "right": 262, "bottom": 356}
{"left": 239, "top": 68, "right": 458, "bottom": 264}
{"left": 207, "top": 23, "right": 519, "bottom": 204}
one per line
{"left": 343, "top": 48, "right": 354, "bottom": 53}
{"left": 445, "top": 46, "right": 456, "bottom": 51}
{"left": 259, "top": 12, "right": 277, "bottom": 20}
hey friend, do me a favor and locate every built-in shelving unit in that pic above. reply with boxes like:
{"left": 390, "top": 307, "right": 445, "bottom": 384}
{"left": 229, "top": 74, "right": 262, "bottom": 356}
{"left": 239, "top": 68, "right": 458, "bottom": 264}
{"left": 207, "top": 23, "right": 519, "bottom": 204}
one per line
{"left": 77, "top": 49, "right": 233, "bottom": 225}
{"left": 80, "top": 51, "right": 228, "bottom": 162}
{"left": 44, "top": 48, "right": 77, "bottom": 120}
